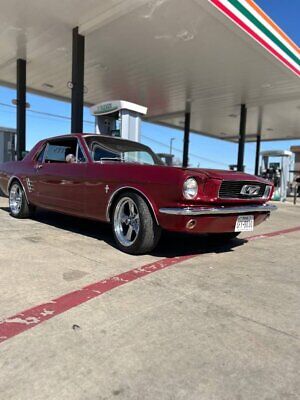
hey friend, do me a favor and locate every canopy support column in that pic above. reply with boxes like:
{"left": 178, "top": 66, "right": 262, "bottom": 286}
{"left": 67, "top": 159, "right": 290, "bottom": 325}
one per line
{"left": 71, "top": 27, "right": 85, "bottom": 133}
{"left": 237, "top": 104, "right": 247, "bottom": 172}
{"left": 16, "top": 59, "right": 26, "bottom": 160}
{"left": 254, "top": 134, "right": 261, "bottom": 175}
{"left": 254, "top": 108, "right": 263, "bottom": 175}
{"left": 182, "top": 103, "right": 191, "bottom": 168}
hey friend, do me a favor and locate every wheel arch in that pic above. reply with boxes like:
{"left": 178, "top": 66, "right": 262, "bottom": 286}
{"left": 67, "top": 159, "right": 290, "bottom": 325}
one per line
{"left": 106, "top": 186, "right": 159, "bottom": 226}
{"left": 7, "top": 176, "right": 29, "bottom": 204}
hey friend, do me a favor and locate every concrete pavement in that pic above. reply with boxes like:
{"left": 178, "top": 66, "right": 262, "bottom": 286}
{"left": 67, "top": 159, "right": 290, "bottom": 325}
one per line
{"left": 0, "top": 196, "right": 299, "bottom": 400}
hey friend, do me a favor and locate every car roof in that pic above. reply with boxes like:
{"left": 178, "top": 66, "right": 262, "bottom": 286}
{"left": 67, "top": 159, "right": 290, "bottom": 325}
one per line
{"left": 41, "top": 133, "right": 150, "bottom": 147}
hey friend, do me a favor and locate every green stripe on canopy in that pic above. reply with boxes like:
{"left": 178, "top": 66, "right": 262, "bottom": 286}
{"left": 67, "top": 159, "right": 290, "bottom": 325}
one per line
{"left": 227, "top": 0, "right": 299, "bottom": 66}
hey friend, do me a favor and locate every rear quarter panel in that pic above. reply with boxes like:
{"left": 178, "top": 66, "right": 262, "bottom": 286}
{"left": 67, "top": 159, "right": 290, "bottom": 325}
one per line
{"left": 0, "top": 162, "right": 18, "bottom": 196}
{"left": 0, "top": 141, "right": 44, "bottom": 197}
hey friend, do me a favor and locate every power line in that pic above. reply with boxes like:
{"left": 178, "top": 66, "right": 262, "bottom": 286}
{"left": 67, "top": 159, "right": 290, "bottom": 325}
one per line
{"left": 0, "top": 106, "right": 70, "bottom": 123}
{"left": 0, "top": 102, "right": 94, "bottom": 125}
{"left": 141, "top": 134, "right": 228, "bottom": 167}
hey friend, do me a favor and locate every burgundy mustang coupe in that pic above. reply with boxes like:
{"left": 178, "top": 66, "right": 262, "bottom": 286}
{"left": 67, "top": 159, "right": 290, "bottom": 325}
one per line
{"left": 0, "top": 134, "right": 276, "bottom": 254}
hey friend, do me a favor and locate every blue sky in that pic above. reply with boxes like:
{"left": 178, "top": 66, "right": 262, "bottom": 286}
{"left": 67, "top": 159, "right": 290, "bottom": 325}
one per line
{"left": 0, "top": 0, "right": 299, "bottom": 173}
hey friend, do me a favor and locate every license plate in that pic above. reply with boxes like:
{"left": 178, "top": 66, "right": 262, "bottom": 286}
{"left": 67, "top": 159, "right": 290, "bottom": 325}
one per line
{"left": 235, "top": 215, "right": 254, "bottom": 232}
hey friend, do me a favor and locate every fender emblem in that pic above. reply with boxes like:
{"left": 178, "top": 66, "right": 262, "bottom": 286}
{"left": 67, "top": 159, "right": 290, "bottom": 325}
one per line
{"left": 26, "top": 178, "right": 34, "bottom": 192}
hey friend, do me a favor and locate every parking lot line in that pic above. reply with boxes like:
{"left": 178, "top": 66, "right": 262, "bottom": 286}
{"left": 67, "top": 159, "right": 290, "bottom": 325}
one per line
{"left": 1, "top": 225, "right": 300, "bottom": 345}
{"left": 246, "top": 225, "right": 300, "bottom": 240}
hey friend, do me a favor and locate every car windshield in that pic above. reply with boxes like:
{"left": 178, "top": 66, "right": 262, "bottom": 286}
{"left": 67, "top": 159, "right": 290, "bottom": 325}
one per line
{"left": 84, "top": 136, "right": 164, "bottom": 166}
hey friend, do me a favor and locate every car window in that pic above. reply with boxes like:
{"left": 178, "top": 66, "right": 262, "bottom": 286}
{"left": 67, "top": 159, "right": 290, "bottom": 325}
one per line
{"left": 36, "top": 145, "right": 46, "bottom": 163}
{"left": 85, "top": 136, "right": 163, "bottom": 166}
{"left": 77, "top": 145, "right": 87, "bottom": 163}
{"left": 43, "top": 138, "right": 86, "bottom": 164}
{"left": 124, "top": 151, "right": 154, "bottom": 165}
{"left": 45, "top": 144, "right": 71, "bottom": 163}
{"left": 91, "top": 143, "right": 156, "bottom": 165}
{"left": 92, "top": 145, "right": 119, "bottom": 161}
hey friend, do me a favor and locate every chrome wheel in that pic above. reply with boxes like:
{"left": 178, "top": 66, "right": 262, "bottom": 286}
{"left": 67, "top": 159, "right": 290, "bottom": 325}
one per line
{"left": 113, "top": 197, "right": 140, "bottom": 247}
{"left": 9, "top": 183, "right": 23, "bottom": 214}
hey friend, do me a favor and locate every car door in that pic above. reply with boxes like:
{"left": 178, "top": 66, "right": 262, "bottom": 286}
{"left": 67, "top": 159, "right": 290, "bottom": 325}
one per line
{"left": 82, "top": 137, "right": 118, "bottom": 221}
{"left": 34, "top": 137, "right": 87, "bottom": 215}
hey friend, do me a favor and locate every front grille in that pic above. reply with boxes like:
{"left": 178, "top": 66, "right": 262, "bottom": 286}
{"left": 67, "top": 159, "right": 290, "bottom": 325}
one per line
{"left": 219, "top": 180, "right": 266, "bottom": 199}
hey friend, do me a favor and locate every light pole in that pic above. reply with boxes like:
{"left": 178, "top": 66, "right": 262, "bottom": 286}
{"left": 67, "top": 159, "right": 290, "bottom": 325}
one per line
{"left": 170, "top": 137, "right": 175, "bottom": 155}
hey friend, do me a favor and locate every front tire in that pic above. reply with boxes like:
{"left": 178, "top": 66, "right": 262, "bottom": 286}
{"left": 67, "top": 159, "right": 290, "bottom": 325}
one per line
{"left": 112, "top": 192, "right": 161, "bottom": 254}
{"left": 9, "top": 181, "right": 35, "bottom": 219}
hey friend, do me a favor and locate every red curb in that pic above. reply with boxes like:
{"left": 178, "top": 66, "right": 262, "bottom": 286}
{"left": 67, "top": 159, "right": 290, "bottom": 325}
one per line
{"left": 1, "top": 225, "right": 299, "bottom": 344}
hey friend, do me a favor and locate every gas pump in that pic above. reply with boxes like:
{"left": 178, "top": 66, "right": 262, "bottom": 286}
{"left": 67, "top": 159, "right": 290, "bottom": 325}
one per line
{"left": 290, "top": 146, "right": 300, "bottom": 203}
{"left": 90, "top": 100, "right": 147, "bottom": 143}
{"left": 259, "top": 150, "right": 293, "bottom": 201}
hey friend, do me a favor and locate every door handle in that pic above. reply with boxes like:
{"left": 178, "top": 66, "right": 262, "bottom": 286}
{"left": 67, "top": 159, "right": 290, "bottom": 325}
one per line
{"left": 35, "top": 164, "right": 43, "bottom": 170}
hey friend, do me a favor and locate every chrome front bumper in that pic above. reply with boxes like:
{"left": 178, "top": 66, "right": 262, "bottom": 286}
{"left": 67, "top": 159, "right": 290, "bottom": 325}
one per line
{"left": 159, "top": 203, "right": 277, "bottom": 216}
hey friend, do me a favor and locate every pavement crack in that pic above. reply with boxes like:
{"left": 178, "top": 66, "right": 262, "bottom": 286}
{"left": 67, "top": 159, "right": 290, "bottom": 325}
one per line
{"left": 199, "top": 298, "right": 300, "bottom": 341}
{"left": 231, "top": 312, "right": 299, "bottom": 341}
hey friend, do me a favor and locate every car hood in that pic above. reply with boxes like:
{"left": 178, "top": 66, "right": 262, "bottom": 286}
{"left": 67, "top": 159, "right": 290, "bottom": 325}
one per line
{"left": 184, "top": 168, "right": 268, "bottom": 183}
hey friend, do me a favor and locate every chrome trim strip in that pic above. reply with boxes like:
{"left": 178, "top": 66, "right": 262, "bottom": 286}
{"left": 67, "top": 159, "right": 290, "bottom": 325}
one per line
{"left": 106, "top": 186, "right": 159, "bottom": 225}
{"left": 75, "top": 139, "right": 89, "bottom": 163}
{"left": 159, "top": 204, "right": 277, "bottom": 216}
{"left": 42, "top": 143, "right": 49, "bottom": 163}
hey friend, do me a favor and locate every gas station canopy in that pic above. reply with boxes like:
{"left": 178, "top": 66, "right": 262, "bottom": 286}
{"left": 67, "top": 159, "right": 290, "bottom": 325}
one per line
{"left": 0, "top": 0, "right": 299, "bottom": 142}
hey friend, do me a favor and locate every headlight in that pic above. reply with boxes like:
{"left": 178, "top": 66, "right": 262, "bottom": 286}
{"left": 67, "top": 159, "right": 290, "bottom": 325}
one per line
{"left": 183, "top": 178, "right": 198, "bottom": 199}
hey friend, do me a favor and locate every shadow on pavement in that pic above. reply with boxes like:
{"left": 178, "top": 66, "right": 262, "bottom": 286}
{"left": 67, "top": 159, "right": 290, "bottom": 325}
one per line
{"left": 0, "top": 206, "right": 247, "bottom": 257}
{"left": 152, "top": 231, "right": 246, "bottom": 257}
{"left": 33, "top": 208, "right": 117, "bottom": 247}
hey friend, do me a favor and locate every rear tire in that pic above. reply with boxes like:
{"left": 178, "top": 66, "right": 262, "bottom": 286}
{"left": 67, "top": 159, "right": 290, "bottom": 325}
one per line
{"left": 9, "top": 181, "right": 35, "bottom": 219}
{"left": 112, "top": 192, "right": 161, "bottom": 255}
